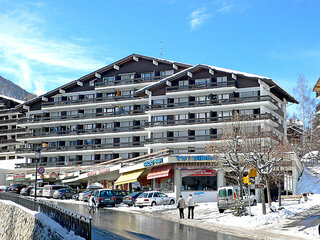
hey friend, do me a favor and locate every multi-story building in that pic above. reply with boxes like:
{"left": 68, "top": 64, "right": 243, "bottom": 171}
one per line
{"left": 9, "top": 54, "right": 302, "bottom": 201}
{"left": 0, "top": 95, "right": 26, "bottom": 170}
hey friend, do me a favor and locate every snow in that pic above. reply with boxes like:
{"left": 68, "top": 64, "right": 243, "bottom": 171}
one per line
{"left": 297, "top": 165, "right": 320, "bottom": 194}
{"left": 0, "top": 199, "right": 37, "bottom": 216}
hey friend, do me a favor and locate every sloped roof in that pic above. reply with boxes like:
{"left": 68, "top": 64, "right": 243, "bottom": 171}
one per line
{"left": 136, "top": 64, "right": 298, "bottom": 104}
{"left": 17, "top": 53, "right": 192, "bottom": 109}
{"left": 0, "top": 94, "right": 24, "bottom": 104}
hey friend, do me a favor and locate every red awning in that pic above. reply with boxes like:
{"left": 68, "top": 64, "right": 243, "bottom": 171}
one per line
{"left": 147, "top": 165, "right": 172, "bottom": 180}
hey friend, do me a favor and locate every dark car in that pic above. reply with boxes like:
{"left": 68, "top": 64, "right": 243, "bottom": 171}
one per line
{"left": 53, "top": 188, "right": 78, "bottom": 199}
{"left": 123, "top": 192, "right": 142, "bottom": 206}
{"left": 93, "top": 189, "right": 129, "bottom": 207}
{"left": 113, "top": 190, "right": 130, "bottom": 204}
{"left": 9, "top": 184, "right": 27, "bottom": 194}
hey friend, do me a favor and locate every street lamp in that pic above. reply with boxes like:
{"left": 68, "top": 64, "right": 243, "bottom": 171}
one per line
{"left": 34, "top": 149, "right": 41, "bottom": 201}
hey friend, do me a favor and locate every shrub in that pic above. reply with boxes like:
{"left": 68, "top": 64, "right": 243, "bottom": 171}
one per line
{"left": 230, "top": 200, "right": 248, "bottom": 217}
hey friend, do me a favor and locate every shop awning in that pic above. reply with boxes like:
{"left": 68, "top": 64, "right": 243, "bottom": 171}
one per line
{"left": 147, "top": 165, "right": 172, "bottom": 180}
{"left": 114, "top": 169, "right": 144, "bottom": 185}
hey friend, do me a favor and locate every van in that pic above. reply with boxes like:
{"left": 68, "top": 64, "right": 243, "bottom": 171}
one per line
{"left": 217, "top": 186, "right": 257, "bottom": 213}
{"left": 42, "top": 185, "right": 72, "bottom": 198}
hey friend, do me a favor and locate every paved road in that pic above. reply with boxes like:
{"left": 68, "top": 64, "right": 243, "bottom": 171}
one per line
{"left": 54, "top": 202, "right": 251, "bottom": 240}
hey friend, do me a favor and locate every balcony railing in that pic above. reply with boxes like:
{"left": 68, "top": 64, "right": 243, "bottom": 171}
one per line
{"left": 0, "top": 128, "right": 25, "bottom": 134}
{"left": 18, "top": 109, "right": 146, "bottom": 124}
{"left": 16, "top": 142, "right": 144, "bottom": 153}
{"left": 18, "top": 125, "right": 145, "bottom": 139}
{"left": 166, "top": 80, "right": 236, "bottom": 92}
{"left": 150, "top": 96, "right": 278, "bottom": 110}
{"left": 0, "top": 118, "right": 18, "bottom": 124}
{"left": 0, "top": 139, "right": 17, "bottom": 144}
{"left": 95, "top": 76, "right": 163, "bottom": 87}
{"left": 149, "top": 113, "right": 276, "bottom": 127}
{"left": 146, "top": 134, "right": 223, "bottom": 143}
{"left": 42, "top": 95, "right": 146, "bottom": 108}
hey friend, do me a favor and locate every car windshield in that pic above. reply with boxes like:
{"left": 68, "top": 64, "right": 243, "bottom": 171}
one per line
{"left": 138, "top": 193, "right": 148, "bottom": 198}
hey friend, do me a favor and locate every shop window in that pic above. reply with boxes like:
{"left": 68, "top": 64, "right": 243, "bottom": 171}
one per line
{"left": 182, "top": 170, "right": 217, "bottom": 191}
{"left": 155, "top": 176, "right": 174, "bottom": 193}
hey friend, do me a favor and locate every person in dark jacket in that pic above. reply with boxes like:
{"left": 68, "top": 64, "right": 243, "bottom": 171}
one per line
{"left": 177, "top": 195, "right": 186, "bottom": 219}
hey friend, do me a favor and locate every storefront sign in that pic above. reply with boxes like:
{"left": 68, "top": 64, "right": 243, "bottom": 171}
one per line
{"left": 181, "top": 169, "right": 217, "bottom": 177}
{"left": 176, "top": 155, "right": 218, "bottom": 161}
{"left": 143, "top": 158, "right": 163, "bottom": 167}
{"left": 87, "top": 167, "right": 110, "bottom": 177}
{"left": 13, "top": 174, "right": 25, "bottom": 180}
{"left": 49, "top": 172, "right": 58, "bottom": 179}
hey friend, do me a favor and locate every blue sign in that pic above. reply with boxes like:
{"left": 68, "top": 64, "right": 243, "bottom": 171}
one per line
{"left": 175, "top": 155, "right": 218, "bottom": 161}
{"left": 194, "top": 192, "right": 204, "bottom": 196}
{"left": 143, "top": 158, "right": 163, "bottom": 167}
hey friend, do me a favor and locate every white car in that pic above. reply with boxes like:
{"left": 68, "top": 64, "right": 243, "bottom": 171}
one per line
{"left": 135, "top": 191, "right": 175, "bottom": 208}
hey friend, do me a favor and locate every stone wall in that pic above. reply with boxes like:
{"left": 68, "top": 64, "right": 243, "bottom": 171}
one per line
{"left": 0, "top": 201, "right": 35, "bottom": 240}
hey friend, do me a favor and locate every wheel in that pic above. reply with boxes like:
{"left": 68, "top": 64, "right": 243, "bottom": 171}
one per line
{"left": 151, "top": 202, "right": 156, "bottom": 207}
{"left": 253, "top": 200, "right": 257, "bottom": 206}
{"left": 61, "top": 195, "right": 66, "bottom": 200}
{"left": 112, "top": 203, "right": 116, "bottom": 207}
{"left": 218, "top": 209, "right": 225, "bottom": 213}
{"left": 170, "top": 200, "right": 175, "bottom": 205}
{"left": 139, "top": 206, "right": 143, "bottom": 208}
{"left": 116, "top": 199, "right": 121, "bottom": 204}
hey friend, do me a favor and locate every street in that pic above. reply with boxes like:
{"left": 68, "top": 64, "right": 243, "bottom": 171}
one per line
{"left": 55, "top": 201, "right": 251, "bottom": 240}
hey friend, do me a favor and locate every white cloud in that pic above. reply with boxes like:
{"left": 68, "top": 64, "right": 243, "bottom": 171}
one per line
{"left": 215, "top": 0, "right": 248, "bottom": 14}
{"left": 189, "top": 8, "right": 211, "bottom": 31}
{"left": 0, "top": 7, "right": 108, "bottom": 95}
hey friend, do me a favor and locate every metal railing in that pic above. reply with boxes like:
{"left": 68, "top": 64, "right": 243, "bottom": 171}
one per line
{"left": 95, "top": 76, "right": 163, "bottom": 87}
{"left": 150, "top": 95, "right": 278, "bottom": 110}
{"left": 166, "top": 80, "right": 236, "bottom": 92}
{"left": 0, "top": 192, "right": 91, "bottom": 240}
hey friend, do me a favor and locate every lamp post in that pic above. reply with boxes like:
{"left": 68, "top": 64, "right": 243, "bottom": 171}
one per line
{"left": 34, "top": 149, "right": 41, "bottom": 201}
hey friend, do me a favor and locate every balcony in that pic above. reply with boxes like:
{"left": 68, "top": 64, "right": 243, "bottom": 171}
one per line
{"left": 95, "top": 76, "right": 163, "bottom": 87}
{"left": 16, "top": 142, "right": 145, "bottom": 154}
{"left": 0, "top": 118, "right": 19, "bottom": 124}
{"left": 42, "top": 95, "right": 146, "bottom": 108}
{"left": 0, "top": 139, "right": 17, "bottom": 144}
{"left": 149, "top": 113, "right": 277, "bottom": 127}
{"left": 18, "top": 109, "right": 147, "bottom": 124}
{"left": 18, "top": 125, "right": 145, "bottom": 139}
{"left": 150, "top": 96, "right": 278, "bottom": 110}
{"left": 0, "top": 128, "right": 25, "bottom": 134}
{"left": 146, "top": 134, "right": 222, "bottom": 144}
{"left": 167, "top": 80, "right": 236, "bottom": 92}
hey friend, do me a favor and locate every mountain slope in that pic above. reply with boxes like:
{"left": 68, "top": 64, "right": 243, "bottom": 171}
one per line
{"left": 0, "top": 75, "right": 35, "bottom": 101}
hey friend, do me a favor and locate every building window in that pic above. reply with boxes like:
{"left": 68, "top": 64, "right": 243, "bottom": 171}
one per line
{"left": 217, "top": 76, "right": 228, "bottom": 86}
{"left": 141, "top": 72, "right": 155, "bottom": 81}
{"left": 120, "top": 73, "right": 135, "bottom": 82}
{"left": 103, "top": 76, "right": 115, "bottom": 85}
{"left": 182, "top": 170, "right": 217, "bottom": 191}
{"left": 178, "top": 80, "right": 189, "bottom": 89}
{"left": 195, "top": 78, "right": 210, "bottom": 87}
{"left": 155, "top": 176, "right": 174, "bottom": 192}
{"left": 239, "top": 91, "right": 259, "bottom": 98}
{"left": 160, "top": 70, "right": 174, "bottom": 78}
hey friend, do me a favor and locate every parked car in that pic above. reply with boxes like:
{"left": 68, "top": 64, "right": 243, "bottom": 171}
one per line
{"left": 72, "top": 193, "right": 79, "bottom": 201}
{"left": 8, "top": 184, "right": 27, "bottom": 194}
{"left": 217, "top": 186, "right": 257, "bottom": 213}
{"left": 30, "top": 187, "right": 43, "bottom": 197}
{"left": 135, "top": 191, "right": 175, "bottom": 208}
{"left": 94, "top": 189, "right": 117, "bottom": 207}
{"left": 79, "top": 189, "right": 96, "bottom": 202}
{"left": 53, "top": 188, "right": 78, "bottom": 199}
{"left": 113, "top": 190, "right": 130, "bottom": 204}
{"left": 0, "top": 186, "right": 9, "bottom": 192}
{"left": 20, "top": 186, "right": 33, "bottom": 196}
{"left": 122, "top": 192, "right": 142, "bottom": 206}
{"left": 42, "top": 185, "right": 72, "bottom": 198}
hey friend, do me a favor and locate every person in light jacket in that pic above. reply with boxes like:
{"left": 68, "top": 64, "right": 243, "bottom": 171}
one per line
{"left": 177, "top": 195, "right": 186, "bottom": 219}
{"left": 187, "top": 194, "right": 196, "bottom": 219}
{"left": 88, "top": 193, "right": 95, "bottom": 213}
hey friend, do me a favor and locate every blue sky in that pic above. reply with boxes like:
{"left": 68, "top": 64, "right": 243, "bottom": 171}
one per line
{"left": 0, "top": 0, "right": 319, "bottom": 111}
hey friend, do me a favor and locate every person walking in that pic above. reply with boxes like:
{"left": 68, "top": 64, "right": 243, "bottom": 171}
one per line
{"left": 187, "top": 194, "right": 196, "bottom": 219}
{"left": 177, "top": 195, "right": 186, "bottom": 219}
{"left": 88, "top": 193, "right": 95, "bottom": 213}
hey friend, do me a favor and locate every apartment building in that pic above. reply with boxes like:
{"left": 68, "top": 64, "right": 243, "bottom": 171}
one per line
{"left": 0, "top": 95, "right": 26, "bottom": 170}
{"left": 9, "top": 54, "right": 302, "bottom": 201}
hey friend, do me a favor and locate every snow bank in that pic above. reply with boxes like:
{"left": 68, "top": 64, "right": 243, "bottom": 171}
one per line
{"left": 297, "top": 165, "right": 320, "bottom": 194}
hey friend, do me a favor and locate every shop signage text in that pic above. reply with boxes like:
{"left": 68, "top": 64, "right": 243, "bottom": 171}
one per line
{"left": 87, "top": 167, "right": 110, "bottom": 177}
{"left": 143, "top": 158, "right": 163, "bottom": 167}
{"left": 176, "top": 155, "right": 218, "bottom": 161}
{"left": 13, "top": 174, "right": 25, "bottom": 180}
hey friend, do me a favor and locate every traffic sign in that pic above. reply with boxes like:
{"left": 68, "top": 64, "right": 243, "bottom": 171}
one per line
{"left": 41, "top": 174, "right": 45, "bottom": 179}
{"left": 38, "top": 167, "right": 45, "bottom": 174}
{"left": 248, "top": 169, "right": 257, "bottom": 178}
{"left": 250, "top": 183, "right": 265, "bottom": 189}
{"left": 243, "top": 176, "right": 249, "bottom": 184}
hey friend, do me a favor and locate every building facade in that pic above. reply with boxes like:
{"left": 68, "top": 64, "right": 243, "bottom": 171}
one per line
{"left": 7, "top": 54, "right": 302, "bottom": 201}
{"left": 0, "top": 95, "right": 26, "bottom": 171}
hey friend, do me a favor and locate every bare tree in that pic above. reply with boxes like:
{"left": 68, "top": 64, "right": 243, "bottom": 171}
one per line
{"left": 206, "top": 113, "right": 252, "bottom": 199}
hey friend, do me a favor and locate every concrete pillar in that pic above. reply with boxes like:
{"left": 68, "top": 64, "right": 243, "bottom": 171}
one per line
{"left": 292, "top": 167, "right": 298, "bottom": 195}
{"left": 217, "top": 170, "right": 225, "bottom": 188}
{"left": 152, "top": 178, "right": 156, "bottom": 191}
{"left": 174, "top": 168, "right": 181, "bottom": 200}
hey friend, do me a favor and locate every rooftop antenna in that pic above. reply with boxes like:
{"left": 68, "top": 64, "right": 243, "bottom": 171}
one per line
{"left": 160, "top": 40, "right": 163, "bottom": 58}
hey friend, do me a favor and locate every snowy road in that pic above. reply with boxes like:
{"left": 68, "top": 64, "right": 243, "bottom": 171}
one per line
{"left": 54, "top": 201, "right": 251, "bottom": 240}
